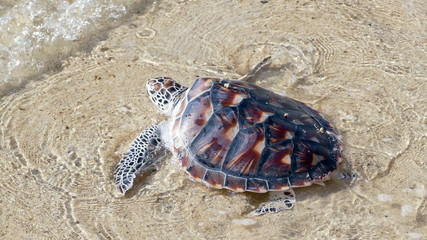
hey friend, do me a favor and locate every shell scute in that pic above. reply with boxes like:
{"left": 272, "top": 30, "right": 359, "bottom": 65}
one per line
{"left": 291, "top": 140, "right": 314, "bottom": 173}
{"left": 171, "top": 95, "right": 187, "bottom": 120}
{"left": 178, "top": 148, "right": 191, "bottom": 169}
{"left": 237, "top": 98, "right": 274, "bottom": 128}
{"left": 264, "top": 114, "right": 296, "bottom": 144}
{"left": 257, "top": 143, "right": 293, "bottom": 178}
{"left": 186, "top": 160, "right": 207, "bottom": 182}
{"left": 189, "top": 107, "right": 238, "bottom": 169}
{"left": 221, "top": 124, "right": 264, "bottom": 177}
{"left": 179, "top": 91, "right": 212, "bottom": 146}
{"left": 203, "top": 169, "right": 226, "bottom": 189}
{"left": 186, "top": 78, "right": 215, "bottom": 102}
{"left": 309, "top": 158, "right": 337, "bottom": 181}
{"left": 295, "top": 124, "right": 331, "bottom": 146}
{"left": 298, "top": 140, "right": 331, "bottom": 161}
{"left": 246, "top": 178, "right": 268, "bottom": 192}
{"left": 224, "top": 175, "right": 247, "bottom": 192}
{"left": 289, "top": 172, "right": 312, "bottom": 187}
{"left": 211, "top": 81, "right": 249, "bottom": 111}
{"left": 266, "top": 177, "right": 290, "bottom": 191}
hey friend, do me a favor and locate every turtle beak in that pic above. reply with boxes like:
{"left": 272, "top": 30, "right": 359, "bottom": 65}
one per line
{"left": 146, "top": 79, "right": 160, "bottom": 97}
{"left": 146, "top": 81, "right": 154, "bottom": 94}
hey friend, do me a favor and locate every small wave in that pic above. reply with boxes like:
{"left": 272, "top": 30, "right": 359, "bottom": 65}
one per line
{"left": 0, "top": 0, "right": 146, "bottom": 97}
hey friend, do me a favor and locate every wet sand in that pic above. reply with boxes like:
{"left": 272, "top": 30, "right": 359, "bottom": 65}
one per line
{"left": 0, "top": 0, "right": 426, "bottom": 239}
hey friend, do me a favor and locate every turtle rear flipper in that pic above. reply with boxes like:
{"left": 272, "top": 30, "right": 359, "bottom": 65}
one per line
{"left": 238, "top": 56, "right": 272, "bottom": 82}
{"left": 114, "top": 123, "right": 165, "bottom": 196}
{"left": 251, "top": 189, "right": 296, "bottom": 216}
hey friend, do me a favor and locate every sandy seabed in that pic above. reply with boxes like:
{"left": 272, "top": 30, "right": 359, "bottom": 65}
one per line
{"left": 0, "top": 0, "right": 426, "bottom": 239}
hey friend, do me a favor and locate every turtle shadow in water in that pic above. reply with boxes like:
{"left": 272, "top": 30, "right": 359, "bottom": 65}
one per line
{"left": 241, "top": 172, "right": 357, "bottom": 214}
{"left": 122, "top": 168, "right": 158, "bottom": 198}
{"left": 289, "top": 162, "right": 362, "bottom": 203}
{"left": 294, "top": 178, "right": 349, "bottom": 203}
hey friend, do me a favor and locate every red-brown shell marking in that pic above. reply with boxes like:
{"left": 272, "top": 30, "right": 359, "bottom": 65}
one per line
{"left": 171, "top": 78, "right": 341, "bottom": 192}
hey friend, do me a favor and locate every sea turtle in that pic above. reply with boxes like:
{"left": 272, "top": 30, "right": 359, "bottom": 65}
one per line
{"left": 114, "top": 56, "right": 342, "bottom": 215}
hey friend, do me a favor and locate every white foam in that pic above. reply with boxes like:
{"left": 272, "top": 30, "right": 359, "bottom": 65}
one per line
{"left": 406, "top": 232, "right": 424, "bottom": 239}
{"left": 0, "top": 0, "right": 130, "bottom": 94}
{"left": 344, "top": 114, "right": 357, "bottom": 121}
{"left": 232, "top": 218, "right": 257, "bottom": 225}
{"left": 401, "top": 205, "right": 414, "bottom": 217}
{"left": 377, "top": 194, "right": 392, "bottom": 202}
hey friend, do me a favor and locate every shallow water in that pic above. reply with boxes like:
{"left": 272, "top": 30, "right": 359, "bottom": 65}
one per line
{"left": 0, "top": 0, "right": 426, "bottom": 239}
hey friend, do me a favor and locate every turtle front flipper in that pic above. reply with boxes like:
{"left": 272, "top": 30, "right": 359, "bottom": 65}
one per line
{"left": 114, "top": 123, "right": 165, "bottom": 196}
{"left": 251, "top": 189, "right": 296, "bottom": 216}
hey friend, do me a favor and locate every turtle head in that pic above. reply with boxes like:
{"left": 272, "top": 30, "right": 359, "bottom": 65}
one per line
{"left": 146, "top": 77, "right": 188, "bottom": 115}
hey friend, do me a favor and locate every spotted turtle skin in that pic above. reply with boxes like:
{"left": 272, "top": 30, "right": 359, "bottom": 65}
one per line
{"left": 170, "top": 78, "right": 341, "bottom": 193}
